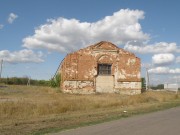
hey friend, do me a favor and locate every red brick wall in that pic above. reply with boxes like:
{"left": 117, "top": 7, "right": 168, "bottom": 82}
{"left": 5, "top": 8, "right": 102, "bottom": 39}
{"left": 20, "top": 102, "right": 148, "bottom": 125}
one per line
{"left": 60, "top": 41, "right": 141, "bottom": 94}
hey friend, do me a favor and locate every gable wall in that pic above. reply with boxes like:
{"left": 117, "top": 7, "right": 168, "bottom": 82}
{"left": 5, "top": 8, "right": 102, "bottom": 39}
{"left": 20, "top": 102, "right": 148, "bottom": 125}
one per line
{"left": 60, "top": 42, "right": 141, "bottom": 94}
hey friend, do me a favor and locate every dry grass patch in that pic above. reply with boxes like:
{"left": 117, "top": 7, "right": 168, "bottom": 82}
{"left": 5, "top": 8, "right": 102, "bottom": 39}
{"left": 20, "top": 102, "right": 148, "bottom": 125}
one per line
{"left": 0, "top": 86, "right": 179, "bottom": 120}
{"left": 0, "top": 85, "right": 180, "bottom": 135}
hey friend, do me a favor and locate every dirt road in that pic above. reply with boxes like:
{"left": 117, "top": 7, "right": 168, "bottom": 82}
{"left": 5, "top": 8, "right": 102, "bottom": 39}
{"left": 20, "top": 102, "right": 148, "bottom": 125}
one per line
{"left": 50, "top": 107, "right": 180, "bottom": 135}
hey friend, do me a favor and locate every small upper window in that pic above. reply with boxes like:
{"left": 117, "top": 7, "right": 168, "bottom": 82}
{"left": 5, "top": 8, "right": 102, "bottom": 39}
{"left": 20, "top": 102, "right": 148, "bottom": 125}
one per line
{"left": 98, "top": 64, "right": 111, "bottom": 75}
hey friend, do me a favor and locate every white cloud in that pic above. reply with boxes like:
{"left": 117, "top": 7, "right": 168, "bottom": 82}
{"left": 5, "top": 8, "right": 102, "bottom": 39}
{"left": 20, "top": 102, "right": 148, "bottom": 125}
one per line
{"left": 8, "top": 13, "right": 18, "bottom": 24}
{"left": 0, "top": 24, "right": 4, "bottom": 29}
{"left": 124, "top": 42, "right": 178, "bottom": 54}
{"left": 152, "top": 53, "right": 175, "bottom": 65}
{"left": 149, "top": 67, "right": 169, "bottom": 74}
{"left": 23, "top": 9, "right": 149, "bottom": 53}
{"left": 0, "top": 49, "right": 44, "bottom": 64}
{"left": 171, "top": 76, "right": 180, "bottom": 81}
{"left": 148, "top": 67, "right": 180, "bottom": 74}
{"left": 169, "top": 68, "right": 180, "bottom": 74}
{"left": 176, "top": 56, "right": 180, "bottom": 63}
{"left": 141, "top": 63, "right": 152, "bottom": 68}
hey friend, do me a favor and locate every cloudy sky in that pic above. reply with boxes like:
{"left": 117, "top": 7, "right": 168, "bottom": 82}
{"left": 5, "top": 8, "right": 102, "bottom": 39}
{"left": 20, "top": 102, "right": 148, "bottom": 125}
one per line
{"left": 0, "top": 0, "right": 179, "bottom": 85}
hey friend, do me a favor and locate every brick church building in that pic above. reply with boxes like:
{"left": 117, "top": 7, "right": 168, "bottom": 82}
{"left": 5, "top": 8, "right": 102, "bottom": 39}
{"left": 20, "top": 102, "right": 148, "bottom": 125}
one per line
{"left": 59, "top": 41, "right": 141, "bottom": 94}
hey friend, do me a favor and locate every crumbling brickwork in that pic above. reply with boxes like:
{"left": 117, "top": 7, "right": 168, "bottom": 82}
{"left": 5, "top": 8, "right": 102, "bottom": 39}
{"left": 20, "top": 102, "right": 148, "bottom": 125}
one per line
{"left": 60, "top": 41, "right": 141, "bottom": 94}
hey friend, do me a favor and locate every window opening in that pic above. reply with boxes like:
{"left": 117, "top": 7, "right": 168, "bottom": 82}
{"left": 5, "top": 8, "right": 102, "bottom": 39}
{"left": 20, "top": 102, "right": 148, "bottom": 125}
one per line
{"left": 98, "top": 64, "right": 111, "bottom": 75}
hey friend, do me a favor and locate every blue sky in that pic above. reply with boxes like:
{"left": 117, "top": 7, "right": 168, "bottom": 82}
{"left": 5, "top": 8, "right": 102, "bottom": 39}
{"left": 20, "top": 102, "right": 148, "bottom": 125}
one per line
{"left": 0, "top": 0, "right": 179, "bottom": 85}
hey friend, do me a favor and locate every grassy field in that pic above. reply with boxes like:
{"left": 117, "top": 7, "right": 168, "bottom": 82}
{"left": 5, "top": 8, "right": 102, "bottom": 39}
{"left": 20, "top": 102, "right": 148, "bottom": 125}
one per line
{"left": 0, "top": 85, "right": 180, "bottom": 135}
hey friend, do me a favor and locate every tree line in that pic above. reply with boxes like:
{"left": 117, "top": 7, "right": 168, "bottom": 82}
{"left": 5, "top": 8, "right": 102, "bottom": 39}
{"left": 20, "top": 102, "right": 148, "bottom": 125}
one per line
{"left": 0, "top": 74, "right": 61, "bottom": 87}
{"left": 0, "top": 77, "right": 50, "bottom": 86}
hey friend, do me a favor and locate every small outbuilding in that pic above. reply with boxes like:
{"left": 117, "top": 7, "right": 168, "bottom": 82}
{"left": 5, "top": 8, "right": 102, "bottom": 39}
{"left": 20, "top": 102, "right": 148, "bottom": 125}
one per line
{"left": 59, "top": 41, "right": 141, "bottom": 94}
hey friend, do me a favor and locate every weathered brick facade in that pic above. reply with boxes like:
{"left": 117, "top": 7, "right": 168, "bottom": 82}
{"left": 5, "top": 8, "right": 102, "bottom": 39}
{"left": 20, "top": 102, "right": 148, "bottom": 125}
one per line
{"left": 60, "top": 41, "right": 141, "bottom": 94}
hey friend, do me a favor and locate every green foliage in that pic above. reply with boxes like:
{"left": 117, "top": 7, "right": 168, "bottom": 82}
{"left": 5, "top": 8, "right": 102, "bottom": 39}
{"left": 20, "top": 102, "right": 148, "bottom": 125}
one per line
{"left": 50, "top": 73, "right": 61, "bottom": 88}
{"left": 157, "top": 84, "right": 164, "bottom": 89}
{"left": 0, "top": 77, "right": 50, "bottom": 86}
{"left": 141, "top": 78, "right": 146, "bottom": 89}
{"left": 151, "top": 84, "right": 164, "bottom": 90}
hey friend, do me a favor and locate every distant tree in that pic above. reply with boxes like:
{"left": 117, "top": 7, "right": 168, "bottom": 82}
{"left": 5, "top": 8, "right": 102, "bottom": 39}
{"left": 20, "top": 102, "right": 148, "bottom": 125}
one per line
{"left": 50, "top": 73, "right": 61, "bottom": 88}
{"left": 151, "top": 84, "right": 164, "bottom": 90}
{"left": 38, "top": 80, "right": 50, "bottom": 86}
{"left": 141, "top": 78, "right": 146, "bottom": 90}
{"left": 157, "top": 84, "right": 164, "bottom": 89}
{"left": 0, "top": 77, "right": 50, "bottom": 86}
{"left": 6, "top": 77, "right": 13, "bottom": 85}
